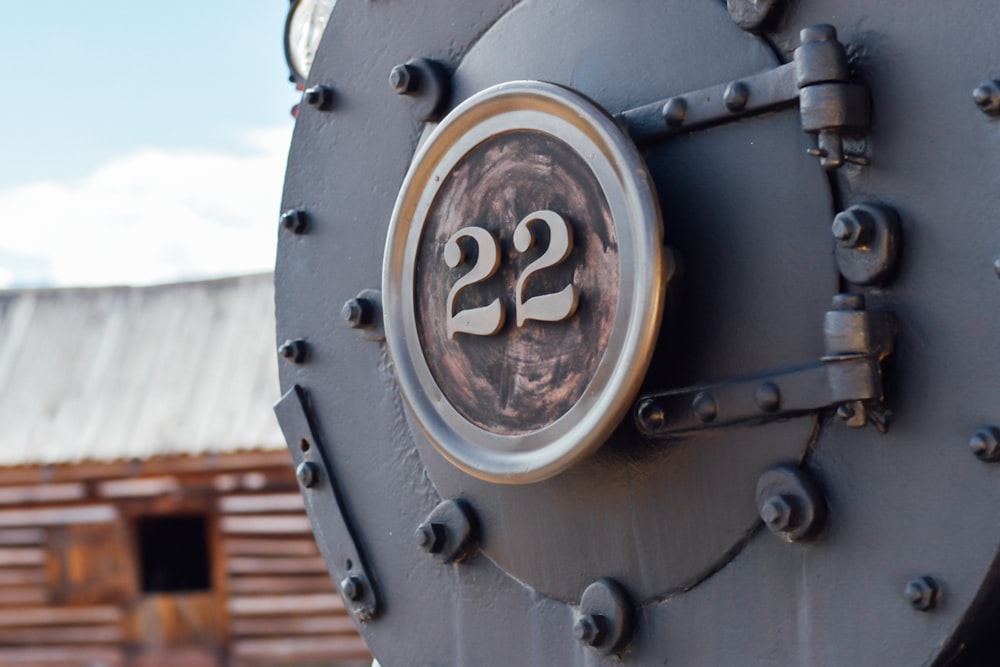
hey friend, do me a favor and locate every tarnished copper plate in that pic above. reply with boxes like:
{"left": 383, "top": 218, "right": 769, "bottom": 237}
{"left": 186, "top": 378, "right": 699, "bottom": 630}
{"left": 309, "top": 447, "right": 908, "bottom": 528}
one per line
{"left": 383, "top": 81, "right": 668, "bottom": 483}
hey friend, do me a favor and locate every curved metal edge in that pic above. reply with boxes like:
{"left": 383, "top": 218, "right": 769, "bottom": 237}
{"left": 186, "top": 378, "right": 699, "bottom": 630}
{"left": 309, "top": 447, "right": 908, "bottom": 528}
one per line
{"left": 382, "top": 80, "right": 668, "bottom": 484}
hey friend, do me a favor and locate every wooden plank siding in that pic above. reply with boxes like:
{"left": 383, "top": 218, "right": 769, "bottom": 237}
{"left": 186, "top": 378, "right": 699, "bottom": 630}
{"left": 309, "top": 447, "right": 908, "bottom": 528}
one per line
{"left": 0, "top": 457, "right": 371, "bottom": 667}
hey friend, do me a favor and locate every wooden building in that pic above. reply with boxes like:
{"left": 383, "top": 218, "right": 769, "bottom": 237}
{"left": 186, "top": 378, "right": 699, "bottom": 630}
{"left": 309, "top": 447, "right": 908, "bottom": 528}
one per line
{"left": 0, "top": 274, "right": 372, "bottom": 667}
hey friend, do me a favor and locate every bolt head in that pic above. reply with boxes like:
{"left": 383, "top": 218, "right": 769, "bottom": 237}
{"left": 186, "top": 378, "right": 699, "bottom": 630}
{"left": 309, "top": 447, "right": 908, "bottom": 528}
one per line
{"left": 280, "top": 209, "right": 306, "bottom": 234}
{"left": 755, "top": 382, "right": 781, "bottom": 413}
{"left": 390, "top": 63, "right": 419, "bottom": 95}
{"left": 662, "top": 97, "right": 688, "bottom": 127}
{"left": 342, "top": 298, "right": 374, "bottom": 329}
{"left": 724, "top": 82, "right": 750, "bottom": 111}
{"left": 636, "top": 399, "right": 666, "bottom": 432}
{"left": 303, "top": 85, "right": 332, "bottom": 110}
{"left": 574, "top": 614, "right": 604, "bottom": 647}
{"left": 296, "top": 461, "right": 319, "bottom": 488}
{"left": 905, "top": 576, "right": 940, "bottom": 611}
{"left": 831, "top": 209, "right": 874, "bottom": 249}
{"left": 800, "top": 24, "right": 837, "bottom": 44}
{"left": 414, "top": 522, "right": 446, "bottom": 554}
{"left": 760, "top": 495, "right": 795, "bottom": 533}
{"left": 278, "top": 339, "right": 307, "bottom": 364}
{"left": 969, "top": 426, "right": 1000, "bottom": 462}
{"left": 973, "top": 81, "right": 1000, "bottom": 115}
{"left": 691, "top": 392, "right": 717, "bottom": 423}
{"left": 340, "top": 575, "right": 364, "bottom": 602}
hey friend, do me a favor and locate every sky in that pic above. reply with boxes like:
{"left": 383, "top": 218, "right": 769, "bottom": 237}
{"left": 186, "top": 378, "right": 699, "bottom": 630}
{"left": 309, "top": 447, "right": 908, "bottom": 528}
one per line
{"left": 0, "top": 1, "right": 302, "bottom": 288}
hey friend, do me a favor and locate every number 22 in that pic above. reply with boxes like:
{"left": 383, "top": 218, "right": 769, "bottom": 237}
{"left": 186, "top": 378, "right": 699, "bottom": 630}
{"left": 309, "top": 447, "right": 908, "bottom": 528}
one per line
{"left": 444, "top": 210, "right": 578, "bottom": 339}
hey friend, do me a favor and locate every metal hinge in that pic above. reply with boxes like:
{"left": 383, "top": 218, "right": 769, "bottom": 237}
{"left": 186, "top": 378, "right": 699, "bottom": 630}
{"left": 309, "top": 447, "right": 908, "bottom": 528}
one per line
{"left": 619, "top": 24, "right": 870, "bottom": 170}
{"left": 634, "top": 294, "right": 894, "bottom": 438}
{"left": 274, "top": 385, "right": 379, "bottom": 621}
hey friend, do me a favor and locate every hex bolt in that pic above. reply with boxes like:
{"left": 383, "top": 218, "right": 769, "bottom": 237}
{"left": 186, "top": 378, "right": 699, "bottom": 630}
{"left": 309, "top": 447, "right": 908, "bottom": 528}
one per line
{"left": 278, "top": 339, "right": 308, "bottom": 364}
{"left": 662, "top": 97, "right": 688, "bottom": 127}
{"left": 303, "top": 85, "right": 334, "bottom": 111}
{"left": 340, "top": 575, "right": 364, "bottom": 602}
{"left": 973, "top": 80, "right": 1000, "bottom": 116}
{"left": 755, "top": 382, "right": 781, "bottom": 413}
{"left": 636, "top": 398, "right": 666, "bottom": 432}
{"left": 296, "top": 461, "right": 319, "bottom": 488}
{"left": 389, "top": 63, "right": 420, "bottom": 95}
{"left": 832, "top": 293, "right": 865, "bottom": 311}
{"left": 724, "top": 82, "right": 750, "bottom": 111}
{"left": 831, "top": 208, "right": 874, "bottom": 249}
{"left": 800, "top": 23, "right": 837, "bottom": 44}
{"left": 760, "top": 494, "right": 799, "bottom": 534}
{"left": 969, "top": 426, "right": 1000, "bottom": 462}
{"left": 280, "top": 209, "right": 307, "bottom": 234}
{"left": 414, "top": 522, "right": 446, "bottom": 554}
{"left": 342, "top": 298, "right": 375, "bottom": 329}
{"left": 691, "top": 392, "right": 718, "bottom": 423}
{"left": 574, "top": 614, "right": 605, "bottom": 647}
{"left": 905, "top": 576, "right": 941, "bottom": 611}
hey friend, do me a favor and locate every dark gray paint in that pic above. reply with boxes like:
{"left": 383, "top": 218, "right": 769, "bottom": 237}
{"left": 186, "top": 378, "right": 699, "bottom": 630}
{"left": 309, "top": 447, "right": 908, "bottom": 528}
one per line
{"left": 277, "top": 0, "right": 1000, "bottom": 664}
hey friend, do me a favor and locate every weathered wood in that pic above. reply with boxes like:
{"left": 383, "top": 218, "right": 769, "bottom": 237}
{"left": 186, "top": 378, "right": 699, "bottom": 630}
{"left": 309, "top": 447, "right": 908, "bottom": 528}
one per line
{"left": 0, "top": 585, "right": 48, "bottom": 605}
{"left": 0, "top": 505, "right": 116, "bottom": 528}
{"left": 226, "top": 574, "right": 334, "bottom": 595}
{"left": 0, "top": 646, "right": 124, "bottom": 665}
{"left": 0, "top": 568, "right": 46, "bottom": 585}
{"left": 226, "top": 556, "right": 328, "bottom": 575}
{"left": 222, "top": 538, "right": 318, "bottom": 557}
{"left": 232, "top": 636, "right": 370, "bottom": 661}
{"left": 0, "top": 547, "right": 45, "bottom": 566}
{"left": 0, "top": 528, "right": 47, "bottom": 545}
{"left": 228, "top": 594, "right": 345, "bottom": 615}
{"left": 130, "top": 594, "right": 225, "bottom": 646}
{"left": 0, "top": 605, "right": 120, "bottom": 627}
{"left": 0, "top": 452, "right": 292, "bottom": 486}
{"left": 0, "top": 483, "right": 86, "bottom": 506}
{"left": 231, "top": 614, "right": 358, "bottom": 636}
{"left": 0, "top": 624, "right": 124, "bottom": 644}
{"left": 131, "top": 647, "right": 220, "bottom": 667}
{"left": 226, "top": 556, "right": 327, "bottom": 574}
{"left": 220, "top": 515, "right": 311, "bottom": 534}
{"left": 97, "top": 476, "right": 179, "bottom": 498}
{"left": 218, "top": 493, "right": 304, "bottom": 514}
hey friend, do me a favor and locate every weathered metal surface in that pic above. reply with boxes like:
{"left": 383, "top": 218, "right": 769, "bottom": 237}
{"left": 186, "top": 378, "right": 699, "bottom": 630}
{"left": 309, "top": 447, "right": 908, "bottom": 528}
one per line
{"left": 276, "top": 0, "right": 1000, "bottom": 664}
{"left": 0, "top": 274, "right": 282, "bottom": 466}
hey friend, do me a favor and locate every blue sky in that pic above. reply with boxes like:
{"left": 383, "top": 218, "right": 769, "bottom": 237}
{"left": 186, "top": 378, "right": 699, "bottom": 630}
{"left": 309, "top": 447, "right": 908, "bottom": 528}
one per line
{"left": 0, "top": 1, "right": 301, "bottom": 287}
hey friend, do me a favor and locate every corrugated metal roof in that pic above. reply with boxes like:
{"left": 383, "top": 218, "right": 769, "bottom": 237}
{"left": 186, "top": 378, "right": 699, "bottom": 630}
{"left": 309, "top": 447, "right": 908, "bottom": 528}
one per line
{"left": 0, "top": 273, "right": 284, "bottom": 466}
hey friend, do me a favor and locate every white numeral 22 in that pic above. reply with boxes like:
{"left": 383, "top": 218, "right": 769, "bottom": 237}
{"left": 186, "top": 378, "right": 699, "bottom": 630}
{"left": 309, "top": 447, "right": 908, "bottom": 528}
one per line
{"left": 444, "top": 210, "right": 579, "bottom": 339}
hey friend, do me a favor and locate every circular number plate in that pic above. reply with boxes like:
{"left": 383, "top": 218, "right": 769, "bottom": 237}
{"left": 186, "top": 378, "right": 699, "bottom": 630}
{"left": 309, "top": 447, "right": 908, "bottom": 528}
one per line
{"left": 383, "top": 81, "right": 667, "bottom": 483}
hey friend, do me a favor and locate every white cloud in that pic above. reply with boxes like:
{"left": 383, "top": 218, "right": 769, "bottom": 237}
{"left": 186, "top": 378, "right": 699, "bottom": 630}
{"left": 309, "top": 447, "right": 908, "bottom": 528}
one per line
{"left": 0, "top": 126, "right": 292, "bottom": 287}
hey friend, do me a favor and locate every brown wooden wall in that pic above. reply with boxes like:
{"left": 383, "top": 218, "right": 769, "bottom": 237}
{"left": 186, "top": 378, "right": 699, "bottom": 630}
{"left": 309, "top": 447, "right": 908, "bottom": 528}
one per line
{"left": 0, "top": 452, "right": 372, "bottom": 667}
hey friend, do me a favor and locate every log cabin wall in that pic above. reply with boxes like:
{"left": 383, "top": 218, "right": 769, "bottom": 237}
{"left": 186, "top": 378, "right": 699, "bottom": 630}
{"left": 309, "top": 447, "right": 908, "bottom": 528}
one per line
{"left": 0, "top": 452, "right": 372, "bottom": 667}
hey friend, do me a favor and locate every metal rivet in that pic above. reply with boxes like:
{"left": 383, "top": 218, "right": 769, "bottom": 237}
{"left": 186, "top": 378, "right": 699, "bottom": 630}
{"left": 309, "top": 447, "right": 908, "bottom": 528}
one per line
{"left": 973, "top": 80, "right": 1000, "bottom": 116}
{"left": 832, "top": 293, "right": 865, "bottom": 311}
{"left": 636, "top": 399, "right": 666, "bottom": 431}
{"left": 905, "top": 576, "right": 941, "bottom": 611}
{"left": 340, "top": 575, "right": 364, "bottom": 602}
{"left": 692, "top": 392, "right": 717, "bottom": 423}
{"left": 993, "top": 258, "right": 1000, "bottom": 278}
{"left": 278, "top": 339, "right": 308, "bottom": 364}
{"left": 662, "top": 97, "right": 688, "bottom": 127}
{"left": 280, "top": 209, "right": 307, "bottom": 234}
{"left": 724, "top": 82, "right": 750, "bottom": 111}
{"left": 969, "top": 426, "right": 1000, "bottom": 462}
{"left": 755, "top": 382, "right": 781, "bottom": 412}
{"left": 389, "top": 63, "right": 419, "bottom": 95}
{"left": 574, "top": 614, "right": 604, "bottom": 647}
{"left": 800, "top": 24, "right": 837, "bottom": 44}
{"left": 296, "top": 461, "right": 319, "bottom": 488}
{"left": 342, "top": 298, "right": 375, "bottom": 329}
{"left": 303, "top": 85, "right": 334, "bottom": 111}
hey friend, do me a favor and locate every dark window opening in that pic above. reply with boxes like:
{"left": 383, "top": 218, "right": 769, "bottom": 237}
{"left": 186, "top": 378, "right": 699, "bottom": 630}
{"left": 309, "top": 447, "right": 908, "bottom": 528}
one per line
{"left": 137, "top": 515, "right": 211, "bottom": 593}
